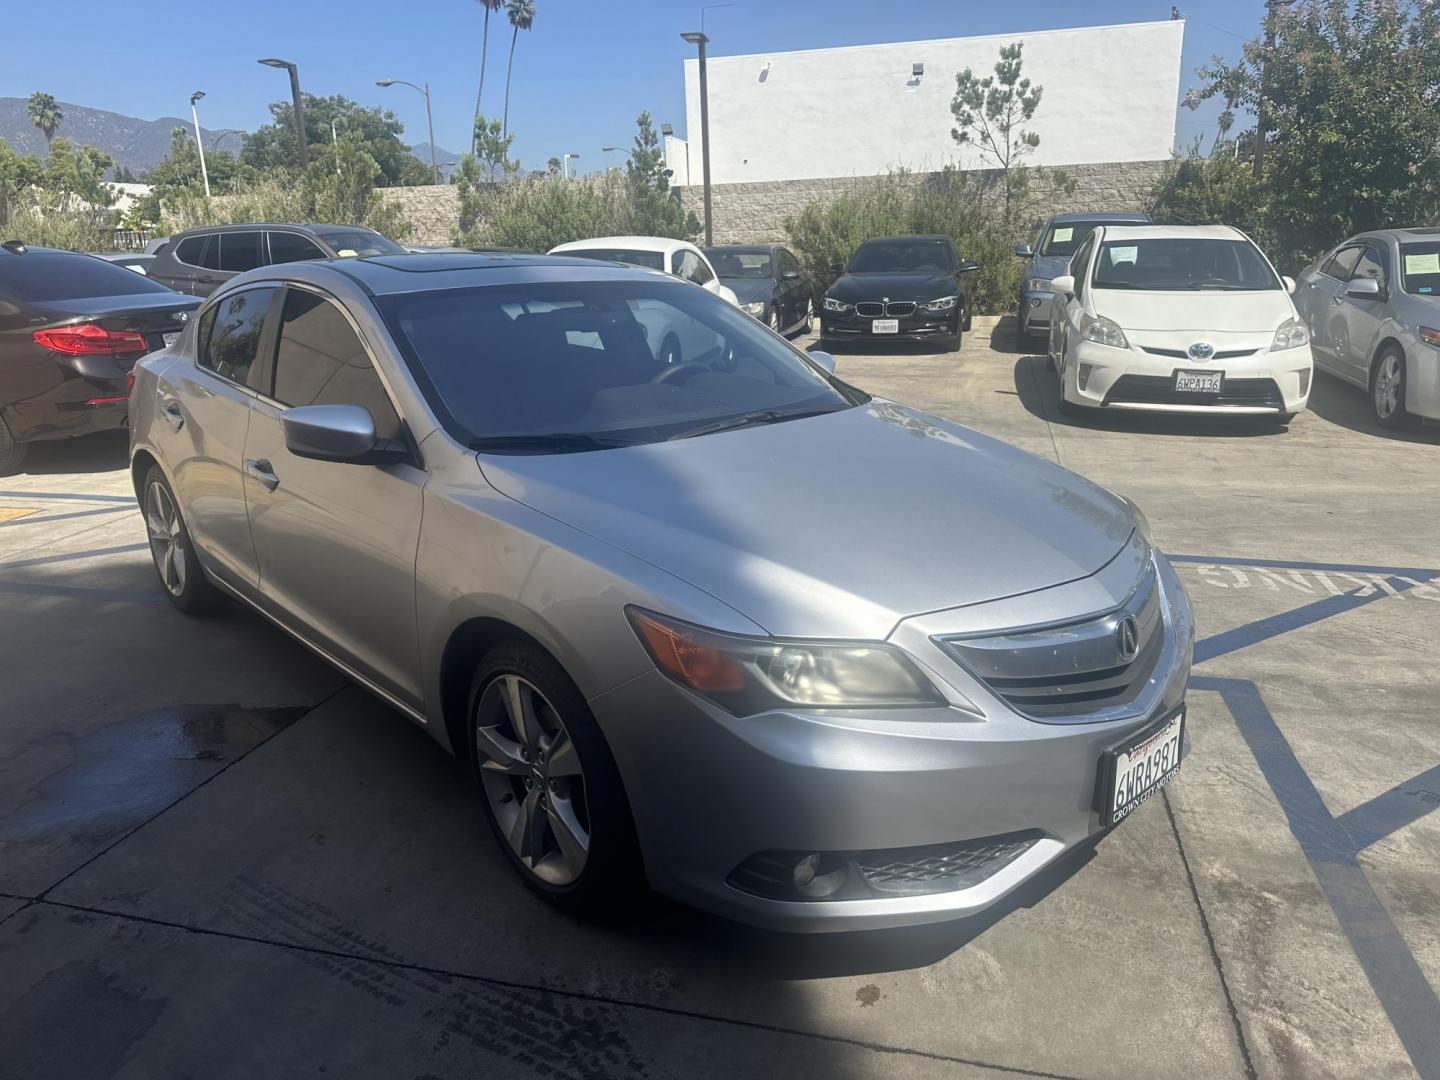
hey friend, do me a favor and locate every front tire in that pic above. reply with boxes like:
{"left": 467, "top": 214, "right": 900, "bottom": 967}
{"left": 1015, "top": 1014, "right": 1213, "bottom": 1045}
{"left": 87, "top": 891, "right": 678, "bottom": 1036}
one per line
{"left": 143, "top": 466, "right": 221, "bottom": 614}
{"left": 801, "top": 299, "right": 813, "bottom": 334}
{"left": 467, "top": 641, "right": 644, "bottom": 917}
{"left": 0, "top": 415, "right": 27, "bottom": 476}
{"left": 1371, "top": 347, "right": 1418, "bottom": 430}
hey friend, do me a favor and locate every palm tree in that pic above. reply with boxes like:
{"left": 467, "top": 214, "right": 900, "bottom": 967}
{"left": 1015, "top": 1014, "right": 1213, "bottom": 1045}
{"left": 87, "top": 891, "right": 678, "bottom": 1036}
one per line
{"left": 26, "top": 92, "right": 62, "bottom": 153}
{"left": 501, "top": 0, "right": 535, "bottom": 139}
{"left": 471, "top": 0, "right": 505, "bottom": 155}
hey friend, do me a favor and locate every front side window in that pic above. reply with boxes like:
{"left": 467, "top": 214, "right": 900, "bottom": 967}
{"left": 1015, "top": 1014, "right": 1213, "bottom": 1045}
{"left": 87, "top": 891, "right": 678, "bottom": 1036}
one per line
{"left": 1092, "top": 238, "right": 1280, "bottom": 291}
{"left": 377, "top": 280, "right": 860, "bottom": 452}
{"left": 1399, "top": 242, "right": 1440, "bottom": 295}
{"left": 219, "top": 231, "right": 264, "bottom": 273}
{"left": 268, "top": 232, "right": 326, "bottom": 264}
{"left": 199, "top": 287, "right": 277, "bottom": 388}
{"left": 1321, "top": 245, "right": 1363, "bottom": 281}
{"left": 1352, "top": 245, "right": 1388, "bottom": 288}
{"left": 272, "top": 289, "right": 402, "bottom": 441}
{"left": 780, "top": 250, "right": 803, "bottom": 277}
{"left": 848, "top": 240, "right": 953, "bottom": 274}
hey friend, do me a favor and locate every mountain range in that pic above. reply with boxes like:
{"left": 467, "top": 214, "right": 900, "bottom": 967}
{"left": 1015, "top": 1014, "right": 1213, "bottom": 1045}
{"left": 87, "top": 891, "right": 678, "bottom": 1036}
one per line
{"left": 0, "top": 98, "right": 460, "bottom": 180}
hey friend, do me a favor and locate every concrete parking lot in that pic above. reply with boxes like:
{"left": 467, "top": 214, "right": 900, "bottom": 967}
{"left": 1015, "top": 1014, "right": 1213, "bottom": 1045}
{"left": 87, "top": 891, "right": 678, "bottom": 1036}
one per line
{"left": 1, "top": 317, "right": 1437, "bottom": 1079}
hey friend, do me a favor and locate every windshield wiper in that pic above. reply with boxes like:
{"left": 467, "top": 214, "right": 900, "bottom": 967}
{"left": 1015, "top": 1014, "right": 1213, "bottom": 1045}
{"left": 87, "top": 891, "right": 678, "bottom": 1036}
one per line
{"left": 1184, "top": 282, "right": 1250, "bottom": 290}
{"left": 468, "top": 432, "right": 626, "bottom": 454}
{"left": 667, "top": 406, "right": 839, "bottom": 441}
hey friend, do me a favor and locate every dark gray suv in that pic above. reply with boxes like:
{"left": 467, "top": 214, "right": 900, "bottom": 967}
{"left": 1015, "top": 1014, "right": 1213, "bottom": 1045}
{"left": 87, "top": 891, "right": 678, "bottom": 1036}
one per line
{"left": 148, "top": 223, "right": 407, "bottom": 296}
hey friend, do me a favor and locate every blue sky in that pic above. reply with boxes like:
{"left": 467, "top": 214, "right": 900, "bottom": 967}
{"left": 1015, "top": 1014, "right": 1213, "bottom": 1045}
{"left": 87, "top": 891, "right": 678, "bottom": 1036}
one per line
{"left": 4, "top": 0, "right": 1265, "bottom": 171}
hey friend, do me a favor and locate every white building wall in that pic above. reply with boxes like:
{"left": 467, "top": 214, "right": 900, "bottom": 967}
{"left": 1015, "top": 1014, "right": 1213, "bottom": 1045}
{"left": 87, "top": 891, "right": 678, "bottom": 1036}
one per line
{"left": 678, "top": 21, "right": 1183, "bottom": 186}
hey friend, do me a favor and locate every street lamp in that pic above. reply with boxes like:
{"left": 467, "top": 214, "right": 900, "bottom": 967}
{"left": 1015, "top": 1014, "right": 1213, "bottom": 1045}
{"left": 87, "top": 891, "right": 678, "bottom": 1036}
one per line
{"left": 258, "top": 57, "right": 308, "bottom": 168}
{"left": 680, "top": 31, "right": 713, "bottom": 245}
{"left": 209, "top": 129, "right": 243, "bottom": 151}
{"left": 189, "top": 91, "right": 211, "bottom": 199}
{"left": 562, "top": 152, "right": 580, "bottom": 179}
{"left": 377, "top": 78, "right": 440, "bottom": 184}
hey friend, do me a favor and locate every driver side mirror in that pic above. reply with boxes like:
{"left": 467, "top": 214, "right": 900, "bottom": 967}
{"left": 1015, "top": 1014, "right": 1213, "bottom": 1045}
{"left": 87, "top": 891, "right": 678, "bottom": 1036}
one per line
{"left": 829, "top": 261, "right": 845, "bottom": 274}
{"left": 1281, "top": 275, "right": 1297, "bottom": 294}
{"left": 1345, "top": 276, "right": 1383, "bottom": 301}
{"left": 782, "top": 269, "right": 801, "bottom": 280}
{"left": 957, "top": 260, "right": 979, "bottom": 274}
{"left": 282, "top": 404, "right": 405, "bottom": 466}
{"left": 1014, "top": 244, "right": 1034, "bottom": 258}
{"left": 1049, "top": 274, "right": 1076, "bottom": 297}
{"left": 808, "top": 350, "right": 837, "bottom": 375}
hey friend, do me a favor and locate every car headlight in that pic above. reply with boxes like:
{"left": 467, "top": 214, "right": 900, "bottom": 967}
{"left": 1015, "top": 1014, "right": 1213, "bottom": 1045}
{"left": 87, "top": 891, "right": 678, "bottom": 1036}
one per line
{"left": 922, "top": 295, "right": 958, "bottom": 312}
{"left": 628, "top": 608, "right": 945, "bottom": 714}
{"left": 1271, "top": 317, "right": 1309, "bottom": 351}
{"left": 1024, "top": 278, "right": 1052, "bottom": 292}
{"left": 1079, "top": 312, "right": 1129, "bottom": 350}
{"left": 822, "top": 297, "right": 851, "bottom": 313}
{"left": 741, "top": 301, "right": 767, "bottom": 317}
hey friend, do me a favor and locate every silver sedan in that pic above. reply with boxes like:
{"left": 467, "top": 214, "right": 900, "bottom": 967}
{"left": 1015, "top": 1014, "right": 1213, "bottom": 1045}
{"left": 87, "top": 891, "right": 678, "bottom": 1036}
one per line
{"left": 129, "top": 254, "right": 1193, "bottom": 931}
{"left": 1294, "top": 228, "right": 1440, "bottom": 428}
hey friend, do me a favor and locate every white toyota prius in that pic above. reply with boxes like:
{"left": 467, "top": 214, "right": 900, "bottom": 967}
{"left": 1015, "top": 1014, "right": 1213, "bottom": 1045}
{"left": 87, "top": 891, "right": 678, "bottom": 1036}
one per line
{"left": 1046, "top": 224, "right": 1313, "bottom": 420}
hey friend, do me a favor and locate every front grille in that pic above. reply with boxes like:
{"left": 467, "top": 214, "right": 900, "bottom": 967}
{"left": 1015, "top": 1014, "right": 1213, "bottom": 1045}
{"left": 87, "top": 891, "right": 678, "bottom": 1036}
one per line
{"left": 1140, "top": 346, "right": 1258, "bottom": 360}
{"left": 855, "top": 302, "right": 886, "bottom": 318}
{"left": 853, "top": 301, "right": 919, "bottom": 318}
{"left": 855, "top": 832, "right": 1041, "bottom": 895}
{"left": 886, "top": 301, "right": 917, "bottom": 317}
{"left": 1104, "top": 374, "right": 1283, "bottom": 409}
{"left": 938, "top": 566, "right": 1164, "bottom": 720}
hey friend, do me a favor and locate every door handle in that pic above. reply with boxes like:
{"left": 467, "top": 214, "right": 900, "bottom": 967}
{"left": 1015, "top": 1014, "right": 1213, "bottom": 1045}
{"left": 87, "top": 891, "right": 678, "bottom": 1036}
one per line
{"left": 244, "top": 458, "right": 280, "bottom": 492}
{"left": 160, "top": 399, "right": 184, "bottom": 430}
{"left": 1331, "top": 295, "right": 1345, "bottom": 305}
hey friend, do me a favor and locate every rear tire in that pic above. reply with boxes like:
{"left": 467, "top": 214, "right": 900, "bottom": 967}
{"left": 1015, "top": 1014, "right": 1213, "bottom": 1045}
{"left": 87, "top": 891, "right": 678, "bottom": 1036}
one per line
{"left": 801, "top": 299, "right": 814, "bottom": 334}
{"left": 467, "top": 641, "right": 645, "bottom": 919}
{"left": 961, "top": 302, "right": 972, "bottom": 332}
{"left": 143, "top": 465, "right": 221, "bottom": 614}
{"left": 0, "top": 416, "right": 27, "bottom": 476}
{"left": 1371, "top": 347, "right": 1419, "bottom": 430}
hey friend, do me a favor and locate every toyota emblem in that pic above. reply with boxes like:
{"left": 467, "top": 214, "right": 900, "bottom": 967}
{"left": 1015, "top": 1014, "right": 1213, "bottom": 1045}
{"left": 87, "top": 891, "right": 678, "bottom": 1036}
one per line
{"left": 1116, "top": 616, "right": 1140, "bottom": 663}
{"left": 1187, "top": 341, "right": 1215, "bottom": 361}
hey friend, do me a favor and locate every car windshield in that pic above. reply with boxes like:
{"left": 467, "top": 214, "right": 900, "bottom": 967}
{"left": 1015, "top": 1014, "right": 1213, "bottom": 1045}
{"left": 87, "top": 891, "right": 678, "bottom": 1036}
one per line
{"left": 1040, "top": 222, "right": 1120, "bottom": 257}
{"left": 561, "top": 248, "right": 666, "bottom": 271}
{"left": 0, "top": 252, "right": 175, "bottom": 301}
{"left": 1092, "top": 238, "right": 1280, "bottom": 291}
{"left": 707, "top": 250, "right": 773, "bottom": 279}
{"left": 1399, "top": 242, "right": 1440, "bottom": 296}
{"left": 310, "top": 228, "right": 407, "bottom": 257}
{"left": 849, "top": 240, "right": 952, "bottom": 274}
{"left": 378, "top": 281, "right": 859, "bottom": 452}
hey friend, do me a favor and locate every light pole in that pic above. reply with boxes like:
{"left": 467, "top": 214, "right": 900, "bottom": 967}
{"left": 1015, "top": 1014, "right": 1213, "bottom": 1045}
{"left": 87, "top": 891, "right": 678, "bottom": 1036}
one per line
{"left": 680, "top": 31, "right": 713, "bottom": 246}
{"left": 377, "top": 78, "right": 440, "bottom": 184}
{"left": 189, "top": 91, "right": 211, "bottom": 199}
{"left": 209, "top": 129, "right": 243, "bottom": 151}
{"left": 601, "top": 146, "right": 633, "bottom": 172}
{"left": 258, "top": 57, "right": 308, "bottom": 169}
{"left": 562, "top": 153, "right": 580, "bottom": 179}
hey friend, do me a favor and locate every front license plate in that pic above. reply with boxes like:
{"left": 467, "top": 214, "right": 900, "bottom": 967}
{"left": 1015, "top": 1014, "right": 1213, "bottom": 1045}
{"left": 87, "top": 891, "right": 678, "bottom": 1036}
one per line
{"left": 871, "top": 319, "right": 900, "bottom": 334}
{"left": 1097, "top": 709, "right": 1185, "bottom": 826}
{"left": 162, "top": 332, "right": 180, "bottom": 348}
{"left": 1174, "top": 370, "right": 1223, "bottom": 393}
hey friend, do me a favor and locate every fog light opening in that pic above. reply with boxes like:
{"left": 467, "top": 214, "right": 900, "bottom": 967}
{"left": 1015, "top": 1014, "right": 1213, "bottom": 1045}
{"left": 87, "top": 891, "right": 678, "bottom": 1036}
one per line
{"left": 1078, "top": 362, "right": 1097, "bottom": 392}
{"left": 1298, "top": 369, "right": 1311, "bottom": 397}
{"left": 792, "top": 853, "right": 848, "bottom": 898}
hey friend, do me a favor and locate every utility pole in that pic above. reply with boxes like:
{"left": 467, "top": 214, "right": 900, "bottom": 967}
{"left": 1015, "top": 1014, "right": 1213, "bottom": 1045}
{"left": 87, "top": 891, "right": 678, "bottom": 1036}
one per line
{"left": 681, "top": 31, "right": 713, "bottom": 245}
{"left": 1253, "top": 0, "right": 1297, "bottom": 179}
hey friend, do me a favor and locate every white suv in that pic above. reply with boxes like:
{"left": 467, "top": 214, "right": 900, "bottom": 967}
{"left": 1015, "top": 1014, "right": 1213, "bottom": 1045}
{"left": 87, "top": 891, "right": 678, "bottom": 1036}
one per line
{"left": 1046, "top": 224, "right": 1313, "bottom": 420}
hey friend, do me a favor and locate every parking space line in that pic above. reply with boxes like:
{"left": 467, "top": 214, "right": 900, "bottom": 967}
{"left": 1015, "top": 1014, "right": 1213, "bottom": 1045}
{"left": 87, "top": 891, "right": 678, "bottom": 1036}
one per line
{"left": 0, "top": 490, "right": 134, "bottom": 504}
{"left": 1169, "top": 553, "right": 1440, "bottom": 579}
{"left": 0, "top": 505, "right": 132, "bottom": 528}
{"left": 1335, "top": 765, "right": 1440, "bottom": 852}
{"left": 0, "top": 543, "right": 149, "bottom": 570}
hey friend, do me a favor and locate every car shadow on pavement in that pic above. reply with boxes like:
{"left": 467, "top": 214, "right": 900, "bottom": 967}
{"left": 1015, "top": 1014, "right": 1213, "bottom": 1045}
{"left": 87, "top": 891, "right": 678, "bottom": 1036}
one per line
{"left": 12, "top": 430, "right": 130, "bottom": 476}
{"left": 1304, "top": 368, "right": 1440, "bottom": 444}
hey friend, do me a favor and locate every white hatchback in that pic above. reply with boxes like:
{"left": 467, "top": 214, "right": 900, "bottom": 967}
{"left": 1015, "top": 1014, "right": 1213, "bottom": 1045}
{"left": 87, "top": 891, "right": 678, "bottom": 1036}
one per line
{"left": 1046, "top": 225, "right": 1313, "bottom": 419}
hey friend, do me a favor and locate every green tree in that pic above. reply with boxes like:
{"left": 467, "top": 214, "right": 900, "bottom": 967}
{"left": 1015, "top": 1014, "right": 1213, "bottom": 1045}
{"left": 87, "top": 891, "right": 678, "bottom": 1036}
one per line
{"left": 470, "top": 114, "right": 518, "bottom": 181}
{"left": 26, "top": 91, "right": 62, "bottom": 153}
{"left": 949, "top": 42, "right": 1042, "bottom": 218}
{"left": 625, "top": 111, "right": 693, "bottom": 237}
{"left": 0, "top": 138, "right": 44, "bottom": 229}
{"left": 472, "top": 0, "right": 506, "bottom": 154}
{"left": 133, "top": 127, "right": 247, "bottom": 224}
{"left": 502, "top": 0, "right": 536, "bottom": 138}
{"left": 546, "top": 155, "right": 562, "bottom": 175}
{"left": 241, "top": 94, "right": 429, "bottom": 186}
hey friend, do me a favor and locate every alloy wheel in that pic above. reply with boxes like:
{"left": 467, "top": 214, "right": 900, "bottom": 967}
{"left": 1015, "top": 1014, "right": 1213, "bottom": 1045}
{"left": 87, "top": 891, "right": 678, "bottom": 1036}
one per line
{"left": 1374, "top": 353, "right": 1402, "bottom": 420}
{"left": 145, "top": 480, "right": 187, "bottom": 597}
{"left": 474, "top": 674, "right": 590, "bottom": 886}
{"left": 769, "top": 307, "right": 780, "bottom": 331}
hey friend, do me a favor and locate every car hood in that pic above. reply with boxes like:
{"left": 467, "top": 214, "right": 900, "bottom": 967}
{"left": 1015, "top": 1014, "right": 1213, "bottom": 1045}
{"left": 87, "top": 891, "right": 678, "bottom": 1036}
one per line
{"left": 828, "top": 272, "right": 955, "bottom": 302}
{"left": 1025, "top": 255, "right": 1072, "bottom": 282}
{"left": 1094, "top": 289, "right": 1295, "bottom": 333}
{"left": 720, "top": 277, "right": 777, "bottom": 305}
{"left": 477, "top": 402, "right": 1136, "bottom": 639}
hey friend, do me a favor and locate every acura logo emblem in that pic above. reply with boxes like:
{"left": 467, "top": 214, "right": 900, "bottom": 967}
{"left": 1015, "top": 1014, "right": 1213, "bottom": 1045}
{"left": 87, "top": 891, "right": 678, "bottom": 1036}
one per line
{"left": 1187, "top": 341, "right": 1215, "bottom": 360}
{"left": 1116, "top": 616, "right": 1140, "bottom": 663}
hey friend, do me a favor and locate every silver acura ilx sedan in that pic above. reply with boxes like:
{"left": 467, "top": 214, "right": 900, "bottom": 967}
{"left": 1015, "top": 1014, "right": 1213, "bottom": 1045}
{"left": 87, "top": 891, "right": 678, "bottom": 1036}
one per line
{"left": 129, "top": 253, "right": 1193, "bottom": 931}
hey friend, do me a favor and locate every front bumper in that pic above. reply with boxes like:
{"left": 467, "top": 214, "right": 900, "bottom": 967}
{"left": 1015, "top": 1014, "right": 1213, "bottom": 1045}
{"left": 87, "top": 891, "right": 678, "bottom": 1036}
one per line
{"left": 1063, "top": 336, "right": 1313, "bottom": 415}
{"left": 820, "top": 308, "right": 959, "bottom": 344}
{"left": 590, "top": 553, "right": 1194, "bottom": 932}
{"left": 1019, "top": 291, "right": 1055, "bottom": 336}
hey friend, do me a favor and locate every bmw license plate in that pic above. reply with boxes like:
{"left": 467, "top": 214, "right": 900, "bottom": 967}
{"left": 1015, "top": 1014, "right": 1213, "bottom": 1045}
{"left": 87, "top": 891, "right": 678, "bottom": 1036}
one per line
{"left": 1174, "top": 370, "right": 1223, "bottom": 393}
{"left": 871, "top": 319, "right": 899, "bottom": 334}
{"left": 162, "top": 332, "right": 180, "bottom": 348}
{"left": 1096, "top": 709, "right": 1185, "bottom": 826}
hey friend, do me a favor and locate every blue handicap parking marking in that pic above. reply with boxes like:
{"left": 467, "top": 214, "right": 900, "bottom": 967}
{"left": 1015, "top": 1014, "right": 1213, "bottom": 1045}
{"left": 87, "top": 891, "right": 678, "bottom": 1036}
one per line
{"left": 1183, "top": 554, "right": 1440, "bottom": 1079}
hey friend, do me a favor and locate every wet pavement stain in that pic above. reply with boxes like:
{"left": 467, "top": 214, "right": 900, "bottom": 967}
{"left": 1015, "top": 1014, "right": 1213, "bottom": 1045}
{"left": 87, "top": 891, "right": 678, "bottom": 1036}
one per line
{"left": 0, "top": 704, "right": 307, "bottom": 894}
{"left": 855, "top": 984, "right": 882, "bottom": 1008}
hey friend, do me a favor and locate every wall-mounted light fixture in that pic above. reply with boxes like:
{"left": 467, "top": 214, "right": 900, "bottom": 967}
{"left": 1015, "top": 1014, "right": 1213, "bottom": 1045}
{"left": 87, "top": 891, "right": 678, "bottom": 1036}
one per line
{"left": 912, "top": 62, "right": 925, "bottom": 78}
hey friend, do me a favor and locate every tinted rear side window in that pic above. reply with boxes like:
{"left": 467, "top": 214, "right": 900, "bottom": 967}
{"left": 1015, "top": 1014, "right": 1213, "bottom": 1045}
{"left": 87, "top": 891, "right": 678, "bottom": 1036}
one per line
{"left": 219, "top": 232, "right": 264, "bottom": 273}
{"left": 268, "top": 232, "right": 326, "bottom": 264}
{"left": 199, "top": 287, "right": 277, "bottom": 388}
{"left": 272, "top": 290, "right": 401, "bottom": 440}
{"left": 0, "top": 252, "right": 174, "bottom": 302}
{"left": 200, "top": 235, "right": 222, "bottom": 271}
{"left": 175, "top": 235, "right": 207, "bottom": 266}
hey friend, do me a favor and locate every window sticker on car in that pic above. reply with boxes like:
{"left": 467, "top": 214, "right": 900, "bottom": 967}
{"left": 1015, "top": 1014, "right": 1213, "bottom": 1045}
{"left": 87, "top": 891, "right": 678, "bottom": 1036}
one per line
{"left": 1108, "top": 246, "right": 1138, "bottom": 264}
{"left": 1052, "top": 227, "right": 1073, "bottom": 242}
{"left": 1404, "top": 252, "right": 1440, "bottom": 275}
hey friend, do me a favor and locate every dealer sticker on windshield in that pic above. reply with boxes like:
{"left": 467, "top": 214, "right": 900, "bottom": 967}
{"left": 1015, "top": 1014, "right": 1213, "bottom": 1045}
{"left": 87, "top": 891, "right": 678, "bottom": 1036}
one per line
{"left": 1097, "top": 709, "right": 1185, "bottom": 826}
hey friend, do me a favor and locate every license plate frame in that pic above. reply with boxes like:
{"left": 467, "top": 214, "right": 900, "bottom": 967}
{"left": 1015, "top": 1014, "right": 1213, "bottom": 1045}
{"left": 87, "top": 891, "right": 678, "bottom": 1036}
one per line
{"left": 1174, "top": 369, "right": 1223, "bottom": 394}
{"left": 871, "top": 318, "right": 900, "bottom": 334}
{"left": 1095, "top": 707, "right": 1185, "bottom": 827}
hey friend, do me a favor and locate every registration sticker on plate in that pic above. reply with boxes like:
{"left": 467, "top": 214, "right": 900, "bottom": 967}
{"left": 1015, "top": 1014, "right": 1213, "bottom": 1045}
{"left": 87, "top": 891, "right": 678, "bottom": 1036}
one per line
{"left": 1097, "top": 710, "right": 1184, "bottom": 826}
{"left": 1174, "top": 370, "right": 1223, "bottom": 393}
{"left": 162, "top": 331, "right": 181, "bottom": 348}
{"left": 871, "top": 319, "right": 900, "bottom": 334}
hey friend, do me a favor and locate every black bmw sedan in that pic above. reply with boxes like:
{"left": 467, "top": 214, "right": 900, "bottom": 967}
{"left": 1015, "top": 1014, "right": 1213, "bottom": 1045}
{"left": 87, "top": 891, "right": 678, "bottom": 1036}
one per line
{"left": 820, "top": 236, "right": 978, "bottom": 352}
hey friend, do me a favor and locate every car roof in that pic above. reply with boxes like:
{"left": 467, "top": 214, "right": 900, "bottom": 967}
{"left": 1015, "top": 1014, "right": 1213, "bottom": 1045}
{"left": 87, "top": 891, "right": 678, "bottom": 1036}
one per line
{"left": 705, "top": 243, "right": 777, "bottom": 253}
{"left": 1098, "top": 224, "right": 1248, "bottom": 242}
{"left": 171, "top": 222, "right": 377, "bottom": 237}
{"left": 1353, "top": 228, "right": 1440, "bottom": 244}
{"left": 1, "top": 243, "right": 107, "bottom": 257}
{"left": 549, "top": 235, "right": 692, "bottom": 255}
{"left": 857, "top": 235, "right": 951, "bottom": 244}
{"left": 1049, "top": 212, "right": 1152, "bottom": 224}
